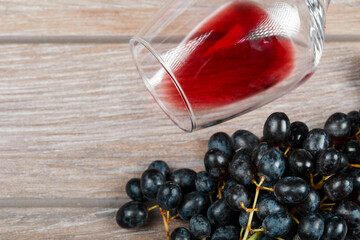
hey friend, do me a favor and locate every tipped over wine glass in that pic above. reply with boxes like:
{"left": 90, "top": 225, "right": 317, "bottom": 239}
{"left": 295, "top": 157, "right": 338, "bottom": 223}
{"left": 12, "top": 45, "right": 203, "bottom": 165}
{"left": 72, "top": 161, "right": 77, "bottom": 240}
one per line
{"left": 130, "top": 0, "right": 330, "bottom": 132}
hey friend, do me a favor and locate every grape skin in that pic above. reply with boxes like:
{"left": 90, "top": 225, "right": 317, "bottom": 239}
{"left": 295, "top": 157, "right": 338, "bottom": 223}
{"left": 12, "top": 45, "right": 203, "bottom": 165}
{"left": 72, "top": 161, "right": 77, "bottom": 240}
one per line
{"left": 257, "top": 148, "right": 286, "bottom": 182}
{"left": 169, "top": 168, "right": 197, "bottom": 194}
{"left": 189, "top": 215, "right": 211, "bottom": 239}
{"left": 170, "top": 227, "right": 192, "bottom": 240}
{"left": 333, "top": 201, "right": 360, "bottom": 227}
{"left": 116, "top": 201, "right": 148, "bottom": 229}
{"left": 324, "top": 174, "right": 354, "bottom": 202}
{"left": 178, "top": 191, "right": 210, "bottom": 221}
{"left": 274, "top": 176, "right": 310, "bottom": 205}
{"left": 208, "top": 132, "right": 234, "bottom": 157}
{"left": 262, "top": 212, "right": 293, "bottom": 238}
{"left": 303, "top": 128, "right": 330, "bottom": 156}
{"left": 211, "top": 225, "right": 240, "bottom": 240}
{"left": 298, "top": 213, "right": 325, "bottom": 240}
{"left": 126, "top": 178, "right": 147, "bottom": 202}
{"left": 295, "top": 187, "right": 320, "bottom": 216}
{"left": 321, "top": 216, "right": 348, "bottom": 240}
{"left": 118, "top": 110, "right": 360, "bottom": 240}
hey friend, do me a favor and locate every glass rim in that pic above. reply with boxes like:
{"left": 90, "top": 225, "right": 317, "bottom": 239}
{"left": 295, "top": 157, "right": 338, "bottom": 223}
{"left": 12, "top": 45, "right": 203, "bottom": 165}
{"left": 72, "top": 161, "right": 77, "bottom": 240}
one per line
{"left": 129, "top": 36, "right": 196, "bottom": 132}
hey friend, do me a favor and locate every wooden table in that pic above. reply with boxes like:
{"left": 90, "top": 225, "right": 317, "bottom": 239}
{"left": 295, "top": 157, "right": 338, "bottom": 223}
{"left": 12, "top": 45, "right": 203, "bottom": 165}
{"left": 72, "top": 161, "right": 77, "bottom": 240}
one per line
{"left": 0, "top": 0, "right": 359, "bottom": 239}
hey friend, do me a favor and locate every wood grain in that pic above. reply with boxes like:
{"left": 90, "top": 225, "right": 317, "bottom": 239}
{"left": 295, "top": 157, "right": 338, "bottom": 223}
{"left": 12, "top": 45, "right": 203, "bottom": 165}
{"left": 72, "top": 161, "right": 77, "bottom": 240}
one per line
{"left": 0, "top": 208, "right": 185, "bottom": 239}
{"left": 0, "top": 2, "right": 359, "bottom": 238}
{"left": 0, "top": 42, "right": 358, "bottom": 201}
{"left": 0, "top": 0, "right": 359, "bottom": 37}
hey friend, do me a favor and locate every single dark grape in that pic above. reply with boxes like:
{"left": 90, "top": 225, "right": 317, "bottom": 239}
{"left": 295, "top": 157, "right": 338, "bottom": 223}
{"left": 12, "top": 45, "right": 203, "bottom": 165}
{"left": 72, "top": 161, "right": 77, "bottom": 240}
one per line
{"left": 262, "top": 212, "right": 293, "bottom": 238}
{"left": 238, "top": 209, "right": 262, "bottom": 229}
{"left": 274, "top": 176, "right": 310, "bottom": 205}
{"left": 178, "top": 191, "right": 210, "bottom": 221}
{"left": 343, "top": 140, "right": 360, "bottom": 164}
{"left": 140, "top": 169, "right": 166, "bottom": 199}
{"left": 148, "top": 160, "right": 170, "bottom": 179}
{"left": 303, "top": 128, "right": 330, "bottom": 156}
{"left": 231, "top": 129, "right": 260, "bottom": 151}
{"left": 156, "top": 182, "right": 182, "bottom": 211}
{"left": 333, "top": 201, "right": 360, "bottom": 227}
{"left": 298, "top": 213, "right": 325, "bottom": 240}
{"left": 204, "top": 149, "right": 231, "bottom": 181}
{"left": 288, "top": 149, "right": 314, "bottom": 177}
{"left": 251, "top": 142, "right": 271, "bottom": 165}
{"left": 257, "top": 148, "right": 286, "bottom": 182}
{"left": 324, "top": 112, "right": 351, "bottom": 143}
{"left": 228, "top": 153, "right": 256, "bottom": 185}
{"left": 347, "top": 111, "right": 360, "bottom": 136}
{"left": 116, "top": 201, "right": 148, "bottom": 229}
{"left": 263, "top": 112, "right": 291, "bottom": 146}
{"left": 126, "top": 178, "right": 147, "bottom": 202}
{"left": 289, "top": 121, "right": 309, "bottom": 149}
{"left": 321, "top": 216, "right": 348, "bottom": 240}
{"left": 170, "top": 227, "right": 192, "bottom": 240}
{"left": 316, "top": 148, "right": 342, "bottom": 176}
{"left": 224, "top": 184, "right": 252, "bottom": 211}
{"left": 189, "top": 215, "right": 211, "bottom": 239}
{"left": 211, "top": 225, "right": 240, "bottom": 240}
{"left": 256, "top": 194, "right": 286, "bottom": 220}
{"left": 169, "top": 168, "right": 197, "bottom": 194}
{"left": 295, "top": 187, "right": 320, "bottom": 216}
{"left": 324, "top": 174, "right": 354, "bottom": 201}
{"left": 338, "top": 152, "right": 350, "bottom": 173}
{"left": 195, "top": 171, "right": 217, "bottom": 195}
{"left": 208, "top": 132, "right": 234, "bottom": 157}
{"left": 351, "top": 189, "right": 360, "bottom": 206}
{"left": 207, "top": 198, "right": 238, "bottom": 227}
{"left": 348, "top": 168, "right": 360, "bottom": 189}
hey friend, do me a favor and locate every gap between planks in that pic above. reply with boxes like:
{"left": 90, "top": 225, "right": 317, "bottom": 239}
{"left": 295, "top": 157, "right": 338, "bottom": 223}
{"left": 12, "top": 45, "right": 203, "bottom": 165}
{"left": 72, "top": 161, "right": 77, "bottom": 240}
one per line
{"left": 0, "top": 34, "right": 359, "bottom": 44}
{"left": 0, "top": 198, "right": 132, "bottom": 208}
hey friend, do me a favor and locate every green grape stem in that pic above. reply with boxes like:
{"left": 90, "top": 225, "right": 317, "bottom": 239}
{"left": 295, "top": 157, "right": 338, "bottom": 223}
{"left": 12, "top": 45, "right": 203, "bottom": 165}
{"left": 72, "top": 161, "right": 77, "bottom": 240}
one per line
{"left": 169, "top": 213, "right": 179, "bottom": 222}
{"left": 209, "top": 194, "right": 214, "bottom": 204}
{"left": 240, "top": 228, "right": 244, "bottom": 239}
{"left": 242, "top": 177, "right": 265, "bottom": 240}
{"left": 217, "top": 181, "right": 226, "bottom": 199}
{"left": 147, "top": 205, "right": 159, "bottom": 212}
{"left": 288, "top": 212, "right": 299, "bottom": 224}
{"left": 247, "top": 231, "right": 263, "bottom": 240}
{"left": 314, "top": 175, "right": 333, "bottom": 190}
{"left": 159, "top": 209, "right": 170, "bottom": 240}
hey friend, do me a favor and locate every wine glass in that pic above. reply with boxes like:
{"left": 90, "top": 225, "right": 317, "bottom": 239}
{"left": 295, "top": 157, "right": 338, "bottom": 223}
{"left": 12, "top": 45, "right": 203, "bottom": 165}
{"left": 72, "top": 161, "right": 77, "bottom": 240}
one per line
{"left": 130, "top": 0, "right": 330, "bottom": 132}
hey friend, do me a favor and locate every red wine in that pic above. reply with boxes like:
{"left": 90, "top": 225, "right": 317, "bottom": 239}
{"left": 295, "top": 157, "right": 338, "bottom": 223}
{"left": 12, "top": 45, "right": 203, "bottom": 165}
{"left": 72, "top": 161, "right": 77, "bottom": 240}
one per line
{"left": 161, "top": 1, "right": 295, "bottom": 110}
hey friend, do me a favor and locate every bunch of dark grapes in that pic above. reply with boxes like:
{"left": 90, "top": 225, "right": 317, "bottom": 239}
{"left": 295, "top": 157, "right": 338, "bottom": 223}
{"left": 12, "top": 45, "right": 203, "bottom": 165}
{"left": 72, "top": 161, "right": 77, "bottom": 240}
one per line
{"left": 116, "top": 111, "right": 360, "bottom": 240}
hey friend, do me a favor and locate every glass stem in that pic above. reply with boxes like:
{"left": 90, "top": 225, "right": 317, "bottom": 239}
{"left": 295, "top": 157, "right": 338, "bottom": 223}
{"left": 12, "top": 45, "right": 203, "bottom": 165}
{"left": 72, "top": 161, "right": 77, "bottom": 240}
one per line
{"left": 322, "top": 0, "right": 331, "bottom": 9}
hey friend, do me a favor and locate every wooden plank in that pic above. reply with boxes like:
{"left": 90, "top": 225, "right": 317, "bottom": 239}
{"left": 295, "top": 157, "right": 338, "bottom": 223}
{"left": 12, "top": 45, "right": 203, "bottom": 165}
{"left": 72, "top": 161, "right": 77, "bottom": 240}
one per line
{"left": 0, "top": 41, "right": 358, "bottom": 201}
{"left": 0, "top": 0, "right": 359, "bottom": 36}
{"left": 0, "top": 208, "right": 184, "bottom": 239}
{"left": 0, "top": 0, "right": 161, "bottom": 36}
